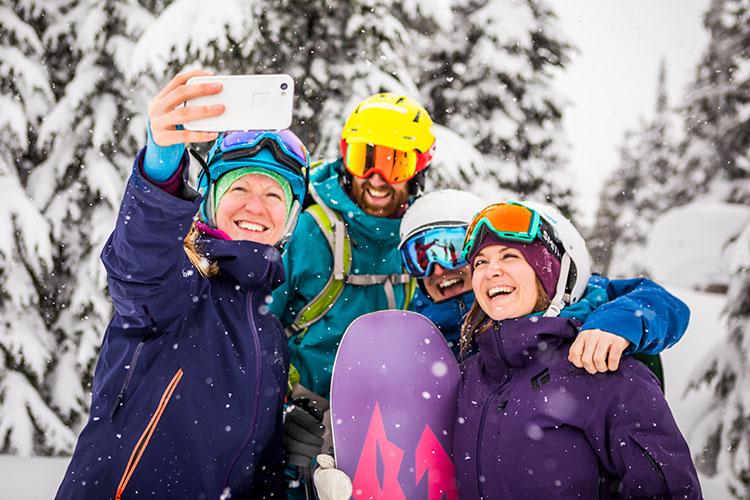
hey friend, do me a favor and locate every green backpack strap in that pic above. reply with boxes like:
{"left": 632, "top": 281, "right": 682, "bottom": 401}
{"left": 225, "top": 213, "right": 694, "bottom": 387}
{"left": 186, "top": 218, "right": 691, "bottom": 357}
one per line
{"left": 287, "top": 183, "right": 414, "bottom": 340}
{"left": 631, "top": 352, "right": 665, "bottom": 392}
{"left": 287, "top": 201, "right": 352, "bottom": 338}
{"left": 404, "top": 276, "right": 417, "bottom": 310}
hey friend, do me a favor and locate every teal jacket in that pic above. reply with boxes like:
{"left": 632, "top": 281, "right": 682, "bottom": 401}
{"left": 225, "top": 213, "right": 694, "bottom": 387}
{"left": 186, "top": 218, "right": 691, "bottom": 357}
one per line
{"left": 270, "top": 160, "right": 410, "bottom": 397}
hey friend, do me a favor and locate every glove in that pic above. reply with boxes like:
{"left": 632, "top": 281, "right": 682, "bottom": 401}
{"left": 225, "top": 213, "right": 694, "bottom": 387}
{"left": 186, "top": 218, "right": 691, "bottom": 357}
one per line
{"left": 314, "top": 454, "right": 353, "bottom": 500}
{"left": 283, "top": 397, "right": 326, "bottom": 467}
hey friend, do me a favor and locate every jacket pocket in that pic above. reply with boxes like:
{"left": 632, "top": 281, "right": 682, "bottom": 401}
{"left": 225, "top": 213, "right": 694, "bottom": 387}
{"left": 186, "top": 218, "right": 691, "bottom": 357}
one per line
{"left": 115, "top": 368, "right": 183, "bottom": 500}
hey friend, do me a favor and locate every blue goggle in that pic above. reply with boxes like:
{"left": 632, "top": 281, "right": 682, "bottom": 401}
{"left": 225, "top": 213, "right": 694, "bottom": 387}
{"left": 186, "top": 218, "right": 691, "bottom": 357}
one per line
{"left": 401, "top": 226, "right": 468, "bottom": 279}
{"left": 197, "top": 129, "right": 310, "bottom": 195}
{"left": 208, "top": 129, "right": 309, "bottom": 174}
{"left": 193, "top": 129, "right": 310, "bottom": 226}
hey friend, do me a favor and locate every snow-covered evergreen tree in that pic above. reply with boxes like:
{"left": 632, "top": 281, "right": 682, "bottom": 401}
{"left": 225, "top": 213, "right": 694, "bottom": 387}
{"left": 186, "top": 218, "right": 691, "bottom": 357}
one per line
{"left": 420, "top": 0, "right": 575, "bottom": 214}
{"left": 677, "top": 2, "right": 750, "bottom": 496}
{"left": 0, "top": 0, "right": 146, "bottom": 455}
{"left": 686, "top": 221, "right": 750, "bottom": 498}
{"left": 588, "top": 61, "right": 680, "bottom": 276}
{"left": 0, "top": 0, "right": 70, "bottom": 456}
{"left": 669, "top": 0, "right": 750, "bottom": 206}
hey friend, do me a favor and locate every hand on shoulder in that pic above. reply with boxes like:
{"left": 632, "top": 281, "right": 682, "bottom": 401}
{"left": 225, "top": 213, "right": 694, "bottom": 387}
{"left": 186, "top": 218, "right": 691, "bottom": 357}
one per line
{"left": 568, "top": 328, "right": 631, "bottom": 374}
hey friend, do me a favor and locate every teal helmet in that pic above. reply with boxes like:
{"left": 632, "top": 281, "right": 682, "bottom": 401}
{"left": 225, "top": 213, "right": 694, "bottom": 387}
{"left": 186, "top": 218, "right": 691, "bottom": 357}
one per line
{"left": 194, "top": 129, "right": 309, "bottom": 248}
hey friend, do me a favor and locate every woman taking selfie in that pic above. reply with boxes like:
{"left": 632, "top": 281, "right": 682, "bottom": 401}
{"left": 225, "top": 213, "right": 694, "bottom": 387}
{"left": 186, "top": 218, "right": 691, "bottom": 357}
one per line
{"left": 56, "top": 71, "right": 308, "bottom": 499}
{"left": 454, "top": 201, "right": 702, "bottom": 499}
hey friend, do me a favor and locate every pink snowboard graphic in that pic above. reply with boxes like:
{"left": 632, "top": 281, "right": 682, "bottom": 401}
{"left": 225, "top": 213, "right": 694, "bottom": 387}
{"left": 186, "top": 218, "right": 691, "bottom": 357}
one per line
{"left": 330, "top": 310, "right": 460, "bottom": 500}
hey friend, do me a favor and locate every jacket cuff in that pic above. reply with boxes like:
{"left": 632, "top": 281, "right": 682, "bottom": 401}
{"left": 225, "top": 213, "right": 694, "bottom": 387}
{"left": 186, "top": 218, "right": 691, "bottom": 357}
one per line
{"left": 138, "top": 147, "right": 189, "bottom": 196}
{"left": 581, "top": 307, "right": 645, "bottom": 353}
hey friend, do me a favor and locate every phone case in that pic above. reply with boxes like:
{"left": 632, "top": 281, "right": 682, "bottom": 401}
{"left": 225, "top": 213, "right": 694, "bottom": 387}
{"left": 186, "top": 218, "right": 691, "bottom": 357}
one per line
{"left": 183, "top": 74, "right": 294, "bottom": 132}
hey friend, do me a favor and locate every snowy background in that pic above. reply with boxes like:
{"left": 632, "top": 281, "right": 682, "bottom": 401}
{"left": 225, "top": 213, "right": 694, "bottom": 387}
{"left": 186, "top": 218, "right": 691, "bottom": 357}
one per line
{"left": 1, "top": 0, "right": 749, "bottom": 498}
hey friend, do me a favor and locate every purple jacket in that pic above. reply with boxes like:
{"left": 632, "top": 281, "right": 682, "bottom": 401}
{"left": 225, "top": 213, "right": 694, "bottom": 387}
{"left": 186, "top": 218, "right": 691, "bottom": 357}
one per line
{"left": 454, "top": 316, "right": 701, "bottom": 499}
{"left": 56, "top": 151, "right": 289, "bottom": 499}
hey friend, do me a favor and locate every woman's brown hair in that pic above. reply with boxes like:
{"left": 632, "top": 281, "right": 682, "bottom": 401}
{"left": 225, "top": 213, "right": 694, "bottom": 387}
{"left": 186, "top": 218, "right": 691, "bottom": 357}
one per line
{"left": 183, "top": 221, "right": 220, "bottom": 278}
{"left": 459, "top": 276, "right": 550, "bottom": 357}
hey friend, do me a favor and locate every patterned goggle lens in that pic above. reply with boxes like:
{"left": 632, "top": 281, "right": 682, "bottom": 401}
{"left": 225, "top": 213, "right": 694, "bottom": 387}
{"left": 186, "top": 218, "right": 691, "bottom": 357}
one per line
{"left": 402, "top": 226, "right": 468, "bottom": 279}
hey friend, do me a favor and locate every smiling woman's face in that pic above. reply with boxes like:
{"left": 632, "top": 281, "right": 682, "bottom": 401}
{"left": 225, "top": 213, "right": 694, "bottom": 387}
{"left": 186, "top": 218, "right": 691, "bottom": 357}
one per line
{"left": 471, "top": 244, "right": 539, "bottom": 321}
{"left": 215, "top": 173, "right": 287, "bottom": 245}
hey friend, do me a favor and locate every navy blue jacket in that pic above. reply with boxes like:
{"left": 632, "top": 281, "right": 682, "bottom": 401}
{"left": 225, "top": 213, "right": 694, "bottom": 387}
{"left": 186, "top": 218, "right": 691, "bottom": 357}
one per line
{"left": 56, "top": 153, "right": 289, "bottom": 499}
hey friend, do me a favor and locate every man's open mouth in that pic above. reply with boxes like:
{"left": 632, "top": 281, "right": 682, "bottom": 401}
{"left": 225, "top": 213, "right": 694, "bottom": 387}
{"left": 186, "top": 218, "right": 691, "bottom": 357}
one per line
{"left": 436, "top": 277, "right": 465, "bottom": 297}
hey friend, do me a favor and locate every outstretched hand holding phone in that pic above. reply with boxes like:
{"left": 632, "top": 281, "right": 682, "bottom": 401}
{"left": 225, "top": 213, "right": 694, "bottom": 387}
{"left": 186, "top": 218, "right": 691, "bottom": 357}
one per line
{"left": 143, "top": 70, "right": 296, "bottom": 184}
{"left": 148, "top": 70, "right": 225, "bottom": 147}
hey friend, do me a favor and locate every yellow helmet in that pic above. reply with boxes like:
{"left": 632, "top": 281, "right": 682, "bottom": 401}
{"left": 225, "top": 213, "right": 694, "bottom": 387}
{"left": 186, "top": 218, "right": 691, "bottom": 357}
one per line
{"left": 340, "top": 93, "right": 435, "bottom": 183}
{"left": 341, "top": 93, "right": 435, "bottom": 154}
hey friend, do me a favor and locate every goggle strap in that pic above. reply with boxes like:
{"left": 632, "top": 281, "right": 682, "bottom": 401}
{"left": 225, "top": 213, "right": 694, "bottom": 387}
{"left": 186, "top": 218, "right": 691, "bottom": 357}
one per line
{"left": 536, "top": 218, "right": 564, "bottom": 262}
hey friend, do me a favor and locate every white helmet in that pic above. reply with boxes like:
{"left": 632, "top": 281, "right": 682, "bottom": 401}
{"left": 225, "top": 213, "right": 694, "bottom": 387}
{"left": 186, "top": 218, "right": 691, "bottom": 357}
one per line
{"left": 517, "top": 201, "right": 591, "bottom": 313}
{"left": 399, "top": 189, "right": 488, "bottom": 249}
{"left": 461, "top": 200, "right": 591, "bottom": 315}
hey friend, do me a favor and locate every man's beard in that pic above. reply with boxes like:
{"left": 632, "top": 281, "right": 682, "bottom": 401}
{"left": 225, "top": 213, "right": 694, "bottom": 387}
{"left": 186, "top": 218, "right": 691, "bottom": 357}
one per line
{"left": 350, "top": 178, "right": 411, "bottom": 218}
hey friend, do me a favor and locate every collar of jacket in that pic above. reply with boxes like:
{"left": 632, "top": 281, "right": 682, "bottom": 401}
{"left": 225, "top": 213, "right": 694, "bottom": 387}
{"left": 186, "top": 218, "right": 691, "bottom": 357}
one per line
{"left": 476, "top": 316, "right": 581, "bottom": 381}
{"left": 413, "top": 289, "right": 474, "bottom": 331}
{"left": 196, "top": 237, "right": 286, "bottom": 292}
{"left": 311, "top": 159, "right": 404, "bottom": 244}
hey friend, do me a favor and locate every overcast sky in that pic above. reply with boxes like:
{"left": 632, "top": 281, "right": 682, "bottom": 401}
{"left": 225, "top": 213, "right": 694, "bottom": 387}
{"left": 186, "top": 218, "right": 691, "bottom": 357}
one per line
{"left": 553, "top": 0, "right": 712, "bottom": 226}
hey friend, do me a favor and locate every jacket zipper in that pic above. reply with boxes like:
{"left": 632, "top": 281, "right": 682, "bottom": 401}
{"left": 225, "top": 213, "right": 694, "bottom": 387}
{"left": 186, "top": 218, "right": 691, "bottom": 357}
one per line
{"left": 222, "top": 260, "right": 271, "bottom": 490}
{"left": 597, "top": 459, "right": 607, "bottom": 499}
{"left": 115, "top": 368, "right": 183, "bottom": 500}
{"left": 476, "top": 322, "right": 513, "bottom": 499}
{"left": 632, "top": 439, "right": 668, "bottom": 486}
{"left": 110, "top": 305, "right": 160, "bottom": 422}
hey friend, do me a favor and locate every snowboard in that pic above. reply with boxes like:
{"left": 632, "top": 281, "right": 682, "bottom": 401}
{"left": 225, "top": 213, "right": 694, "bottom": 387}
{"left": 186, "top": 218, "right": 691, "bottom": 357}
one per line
{"left": 330, "top": 310, "right": 460, "bottom": 500}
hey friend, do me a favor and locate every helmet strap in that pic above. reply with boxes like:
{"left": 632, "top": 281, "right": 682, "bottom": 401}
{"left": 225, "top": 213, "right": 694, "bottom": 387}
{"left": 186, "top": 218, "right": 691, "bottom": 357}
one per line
{"left": 190, "top": 148, "right": 215, "bottom": 224}
{"left": 190, "top": 148, "right": 211, "bottom": 193}
{"left": 337, "top": 161, "right": 353, "bottom": 193}
{"left": 543, "top": 253, "right": 571, "bottom": 318}
{"left": 276, "top": 199, "right": 302, "bottom": 252}
{"left": 408, "top": 169, "right": 427, "bottom": 196}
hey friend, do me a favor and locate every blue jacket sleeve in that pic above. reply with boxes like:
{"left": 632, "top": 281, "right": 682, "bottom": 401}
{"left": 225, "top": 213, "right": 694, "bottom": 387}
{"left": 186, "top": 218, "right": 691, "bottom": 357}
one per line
{"left": 101, "top": 148, "right": 203, "bottom": 331}
{"left": 580, "top": 276, "right": 690, "bottom": 354}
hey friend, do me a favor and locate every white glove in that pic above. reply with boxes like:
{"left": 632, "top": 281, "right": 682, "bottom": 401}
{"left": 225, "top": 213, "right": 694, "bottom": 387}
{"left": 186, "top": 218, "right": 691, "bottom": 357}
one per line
{"left": 313, "top": 454, "right": 353, "bottom": 500}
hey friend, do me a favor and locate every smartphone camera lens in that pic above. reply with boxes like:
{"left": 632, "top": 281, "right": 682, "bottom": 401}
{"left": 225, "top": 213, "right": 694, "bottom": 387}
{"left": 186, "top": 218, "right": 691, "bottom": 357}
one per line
{"left": 280, "top": 83, "right": 289, "bottom": 90}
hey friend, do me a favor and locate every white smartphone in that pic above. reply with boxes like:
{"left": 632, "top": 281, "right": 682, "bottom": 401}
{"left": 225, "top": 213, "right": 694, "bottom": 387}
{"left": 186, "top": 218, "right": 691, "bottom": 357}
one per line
{"left": 183, "top": 74, "right": 294, "bottom": 132}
